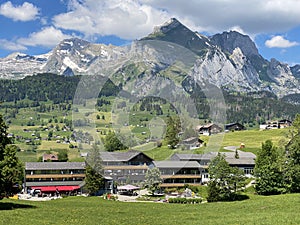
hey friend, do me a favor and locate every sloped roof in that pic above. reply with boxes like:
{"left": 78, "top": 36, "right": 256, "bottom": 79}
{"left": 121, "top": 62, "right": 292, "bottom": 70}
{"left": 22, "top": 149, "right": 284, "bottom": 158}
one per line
{"left": 170, "top": 152, "right": 218, "bottom": 161}
{"left": 25, "top": 162, "right": 86, "bottom": 170}
{"left": 222, "top": 151, "right": 256, "bottom": 165}
{"left": 100, "top": 150, "right": 153, "bottom": 162}
{"left": 170, "top": 151, "right": 256, "bottom": 165}
{"left": 153, "top": 161, "right": 201, "bottom": 168}
{"left": 42, "top": 153, "right": 58, "bottom": 161}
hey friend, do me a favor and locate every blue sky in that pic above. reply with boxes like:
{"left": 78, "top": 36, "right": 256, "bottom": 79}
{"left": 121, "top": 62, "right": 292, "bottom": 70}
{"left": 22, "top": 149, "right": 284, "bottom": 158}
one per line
{"left": 1, "top": 0, "right": 300, "bottom": 65}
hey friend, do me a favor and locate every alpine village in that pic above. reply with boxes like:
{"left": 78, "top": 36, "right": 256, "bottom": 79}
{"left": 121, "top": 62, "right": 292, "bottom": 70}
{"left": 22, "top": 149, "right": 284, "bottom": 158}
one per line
{"left": 1, "top": 13, "right": 300, "bottom": 225}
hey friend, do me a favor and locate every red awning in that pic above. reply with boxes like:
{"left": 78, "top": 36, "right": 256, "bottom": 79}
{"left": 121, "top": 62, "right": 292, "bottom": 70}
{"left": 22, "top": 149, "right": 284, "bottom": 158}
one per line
{"left": 31, "top": 186, "right": 80, "bottom": 192}
{"left": 57, "top": 186, "right": 80, "bottom": 191}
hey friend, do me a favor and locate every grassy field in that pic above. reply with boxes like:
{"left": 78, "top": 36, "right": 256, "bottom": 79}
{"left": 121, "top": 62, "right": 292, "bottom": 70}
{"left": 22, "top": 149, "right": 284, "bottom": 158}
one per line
{"left": 1, "top": 194, "right": 300, "bottom": 225}
{"left": 220, "top": 128, "right": 290, "bottom": 154}
{"left": 1, "top": 98, "right": 293, "bottom": 162}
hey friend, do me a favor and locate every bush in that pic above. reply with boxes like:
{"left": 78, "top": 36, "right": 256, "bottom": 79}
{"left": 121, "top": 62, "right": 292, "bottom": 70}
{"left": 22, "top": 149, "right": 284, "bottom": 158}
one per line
{"left": 168, "top": 198, "right": 202, "bottom": 204}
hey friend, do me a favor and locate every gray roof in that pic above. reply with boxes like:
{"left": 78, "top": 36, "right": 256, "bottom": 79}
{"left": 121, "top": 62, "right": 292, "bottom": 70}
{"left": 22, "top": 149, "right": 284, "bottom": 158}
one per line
{"left": 223, "top": 151, "right": 256, "bottom": 165}
{"left": 170, "top": 152, "right": 218, "bottom": 161}
{"left": 153, "top": 161, "right": 201, "bottom": 168}
{"left": 25, "top": 162, "right": 86, "bottom": 170}
{"left": 100, "top": 150, "right": 152, "bottom": 162}
{"left": 225, "top": 158, "right": 255, "bottom": 165}
{"left": 222, "top": 151, "right": 256, "bottom": 159}
{"left": 170, "top": 151, "right": 256, "bottom": 166}
{"left": 25, "top": 181, "right": 85, "bottom": 187}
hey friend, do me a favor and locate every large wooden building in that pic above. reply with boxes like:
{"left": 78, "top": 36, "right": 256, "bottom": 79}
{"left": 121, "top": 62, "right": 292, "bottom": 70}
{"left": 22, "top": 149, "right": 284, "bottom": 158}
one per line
{"left": 100, "top": 150, "right": 153, "bottom": 184}
{"left": 25, "top": 162, "right": 86, "bottom": 194}
{"left": 24, "top": 150, "right": 256, "bottom": 192}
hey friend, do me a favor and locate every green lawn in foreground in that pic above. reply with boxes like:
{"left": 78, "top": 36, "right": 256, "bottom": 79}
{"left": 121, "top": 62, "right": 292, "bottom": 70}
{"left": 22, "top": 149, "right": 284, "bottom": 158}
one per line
{"left": 1, "top": 194, "right": 300, "bottom": 225}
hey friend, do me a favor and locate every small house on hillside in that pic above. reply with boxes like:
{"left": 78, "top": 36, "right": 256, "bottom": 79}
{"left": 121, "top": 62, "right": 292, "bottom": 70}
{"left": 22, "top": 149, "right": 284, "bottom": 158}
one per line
{"left": 196, "top": 123, "right": 222, "bottom": 136}
{"left": 42, "top": 154, "right": 58, "bottom": 162}
{"left": 181, "top": 137, "right": 204, "bottom": 150}
{"left": 260, "top": 119, "right": 292, "bottom": 130}
{"left": 225, "top": 122, "right": 245, "bottom": 131}
{"left": 279, "top": 119, "right": 292, "bottom": 128}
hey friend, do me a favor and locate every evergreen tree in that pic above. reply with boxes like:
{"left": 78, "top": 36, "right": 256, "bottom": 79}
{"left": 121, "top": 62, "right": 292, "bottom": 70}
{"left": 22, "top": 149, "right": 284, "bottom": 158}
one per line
{"left": 207, "top": 153, "right": 246, "bottom": 202}
{"left": 85, "top": 145, "right": 104, "bottom": 195}
{"left": 0, "top": 114, "right": 11, "bottom": 161}
{"left": 0, "top": 145, "right": 23, "bottom": 198}
{"left": 104, "top": 131, "right": 127, "bottom": 152}
{"left": 165, "top": 116, "right": 180, "bottom": 149}
{"left": 285, "top": 135, "right": 300, "bottom": 193}
{"left": 57, "top": 149, "right": 68, "bottom": 162}
{"left": 254, "top": 140, "right": 286, "bottom": 195}
{"left": 0, "top": 114, "right": 23, "bottom": 199}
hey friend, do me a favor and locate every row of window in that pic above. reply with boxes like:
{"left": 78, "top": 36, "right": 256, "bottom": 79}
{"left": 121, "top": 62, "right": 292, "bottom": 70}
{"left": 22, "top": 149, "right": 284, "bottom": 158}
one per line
{"left": 160, "top": 169, "right": 202, "bottom": 175}
{"left": 163, "top": 178, "right": 201, "bottom": 184}
{"left": 104, "top": 168, "right": 147, "bottom": 176}
{"left": 27, "top": 177, "right": 84, "bottom": 182}
{"left": 26, "top": 169, "right": 85, "bottom": 175}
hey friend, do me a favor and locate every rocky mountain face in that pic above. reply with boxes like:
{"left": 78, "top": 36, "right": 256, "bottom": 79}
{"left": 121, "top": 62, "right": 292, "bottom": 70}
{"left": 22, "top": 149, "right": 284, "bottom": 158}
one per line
{"left": 0, "top": 18, "right": 299, "bottom": 98}
{"left": 0, "top": 52, "right": 49, "bottom": 79}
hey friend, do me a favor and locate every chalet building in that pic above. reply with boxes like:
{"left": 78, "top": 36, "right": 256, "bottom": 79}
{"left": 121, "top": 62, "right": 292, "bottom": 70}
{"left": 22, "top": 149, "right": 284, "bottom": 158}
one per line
{"left": 180, "top": 137, "right": 204, "bottom": 150}
{"left": 222, "top": 151, "right": 256, "bottom": 177}
{"left": 25, "top": 162, "right": 86, "bottom": 194}
{"left": 196, "top": 123, "right": 222, "bottom": 136}
{"left": 153, "top": 161, "right": 203, "bottom": 188}
{"left": 24, "top": 150, "right": 256, "bottom": 193}
{"left": 279, "top": 119, "right": 292, "bottom": 128}
{"left": 170, "top": 151, "right": 256, "bottom": 180}
{"left": 100, "top": 150, "right": 153, "bottom": 185}
{"left": 260, "top": 119, "right": 292, "bottom": 130}
{"left": 42, "top": 153, "right": 58, "bottom": 162}
{"left": 170, "top": 153, "right": 218, "bottom": 183}
{"left": 225, "top": 122, "right": 245, "bottom": 131}
{"left": 260, "top": 121, "right": 279, "bottom": 130}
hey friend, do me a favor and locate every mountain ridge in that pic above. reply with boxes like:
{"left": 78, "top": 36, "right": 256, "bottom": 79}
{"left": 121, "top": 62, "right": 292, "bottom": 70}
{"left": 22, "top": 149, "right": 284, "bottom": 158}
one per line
{"left": 0, "top": 18, "right": 300, "bottom": 98}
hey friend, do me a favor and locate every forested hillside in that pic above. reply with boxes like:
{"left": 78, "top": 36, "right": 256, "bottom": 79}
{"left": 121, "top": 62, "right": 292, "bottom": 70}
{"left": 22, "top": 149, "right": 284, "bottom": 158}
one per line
{"left": 0, "top": 73, "right": 299, "bottom": 123}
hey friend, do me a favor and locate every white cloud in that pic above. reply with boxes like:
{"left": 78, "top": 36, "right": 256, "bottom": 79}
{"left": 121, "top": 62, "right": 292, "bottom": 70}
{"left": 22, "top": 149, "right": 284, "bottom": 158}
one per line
{"left": 50, "top": 0, "right": 300, "bottom": 40}
{"left": 53, "top": 0, "right": 171, "bottom": 40}
{"left": 0, "top": 39, "right": 27, "bottom": 51}
{"left": 140, "top": 0, "right": 300, "bottom": 35}
{"left": 0, "top": 1, "right": 39, "bottom": 22}
{"left": 18, "top": 26, "right": 72, "bottom": 47}
{"left": 265, "top": 36, "right": 299, "bottom": 48}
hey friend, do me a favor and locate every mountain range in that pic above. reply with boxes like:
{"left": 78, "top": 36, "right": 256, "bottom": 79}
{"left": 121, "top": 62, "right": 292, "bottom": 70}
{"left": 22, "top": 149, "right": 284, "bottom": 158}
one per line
{"left": 1, "top": 18, "right": 300, "bottom": 98}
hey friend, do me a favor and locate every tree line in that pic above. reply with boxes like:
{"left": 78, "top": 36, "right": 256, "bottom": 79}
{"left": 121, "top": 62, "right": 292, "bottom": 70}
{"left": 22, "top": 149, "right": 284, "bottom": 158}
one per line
{"left": 0, "top": 73, "right": 119, "bottom": 104}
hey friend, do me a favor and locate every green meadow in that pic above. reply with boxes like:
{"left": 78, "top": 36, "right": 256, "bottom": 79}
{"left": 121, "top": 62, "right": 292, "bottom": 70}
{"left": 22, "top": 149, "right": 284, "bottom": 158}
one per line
{"left": 1, "top": 193, "right": 300, "bottom": 225}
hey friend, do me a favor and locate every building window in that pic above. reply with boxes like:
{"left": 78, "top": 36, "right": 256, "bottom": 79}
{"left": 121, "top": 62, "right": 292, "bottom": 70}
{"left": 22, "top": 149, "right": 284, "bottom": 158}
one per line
{"left": 244, "top": 168, "right": 253, "bottom": 175}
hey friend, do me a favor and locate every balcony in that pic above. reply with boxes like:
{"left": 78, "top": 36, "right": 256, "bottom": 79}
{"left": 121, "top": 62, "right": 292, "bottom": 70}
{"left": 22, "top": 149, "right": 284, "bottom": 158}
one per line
{"left": 160, "top": 183, "right": 202, "bottom": 188}
{"left": 161, "top": 174, "right": 201, "bottom": 179}
{"left": 26, "top": 174, "right": 85, "bottom": 179}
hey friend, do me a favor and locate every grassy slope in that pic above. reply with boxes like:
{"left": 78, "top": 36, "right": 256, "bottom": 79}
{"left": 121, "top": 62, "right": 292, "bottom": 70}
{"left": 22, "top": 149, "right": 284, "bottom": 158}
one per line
{"left": 142, "top": 128, "right": 290, "bottom": 160}
{"left": 3, "top": 100, "right": 292, "bottom": 162}
{"left": 220, "top": 128, "right": 289, "bottom": 154}
{"left": 1, "top": 194, "right": 300, "bottom": 225}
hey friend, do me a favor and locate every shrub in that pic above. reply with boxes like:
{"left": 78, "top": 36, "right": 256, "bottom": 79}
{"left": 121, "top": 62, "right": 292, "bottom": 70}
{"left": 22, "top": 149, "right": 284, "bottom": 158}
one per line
{"left": 168, "top": 198, "right": 202, "bottom": 204}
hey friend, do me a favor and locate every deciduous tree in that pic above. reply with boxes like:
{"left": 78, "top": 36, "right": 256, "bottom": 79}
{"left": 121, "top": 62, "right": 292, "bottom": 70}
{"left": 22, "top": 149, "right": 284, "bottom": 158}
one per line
{"left": 254, "top": 140, "right": 286, "bottom": 195}
{"left": 144, "top": 167, "right": 162, "bottom": 195}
